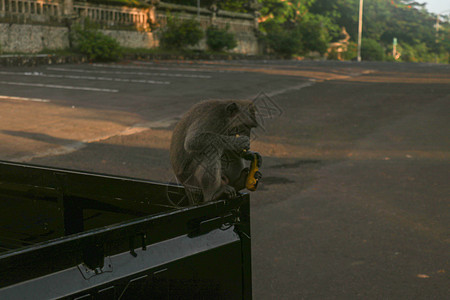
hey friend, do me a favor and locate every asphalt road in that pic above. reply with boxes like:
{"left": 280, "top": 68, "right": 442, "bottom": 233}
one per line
{"left": 0, "top": 60, "right": 449, "bottom": 299}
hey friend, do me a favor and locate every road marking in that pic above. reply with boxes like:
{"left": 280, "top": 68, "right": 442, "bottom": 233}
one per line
{"left": 0, "top": 81, "right": 118, "bottom": 92}
{"left": 264, "top": 70, "right": 373, "bottom": 98}
{"left": 47, "top": 67, "right": 212, "bottom": 79}
{"left": 92, "top": 63, "right": 241, "bottom": 73}
{"left": 0, "top": 95, "right": 50, "bottom": 103}
{"left": 16, "top": 141, "right": 87, "bottom": 163}
{"left": 267, "top": 81, "right": 316, "bottom": 97}
{"left": 13, "top": 118, "right": 178, "bottom": 162}
{"left": 0, "top": 71, "right": 170, "bottom": 85}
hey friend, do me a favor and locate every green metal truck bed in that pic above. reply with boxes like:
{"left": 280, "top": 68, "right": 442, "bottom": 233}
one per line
{"left": 0, "top": 161, "right": 251, "bottom": 299}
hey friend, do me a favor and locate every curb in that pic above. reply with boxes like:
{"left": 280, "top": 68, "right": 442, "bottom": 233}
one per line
{"left": 122, "top": 53, "right": 275, "bottom": 61}
{"left": 0, "top": 54, "right": 89, "bottom": 67}
{"left": 0, "top": 52, "right": 277, "bottom": 67}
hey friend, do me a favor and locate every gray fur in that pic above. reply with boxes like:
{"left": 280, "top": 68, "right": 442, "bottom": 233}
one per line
{"left": 170, "top": 100, "right": 258, "bottom": 203}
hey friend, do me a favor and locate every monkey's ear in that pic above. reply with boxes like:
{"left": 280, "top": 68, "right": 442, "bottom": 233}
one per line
{"left": 226, "top": 102, "right": 239, "bottom": 116}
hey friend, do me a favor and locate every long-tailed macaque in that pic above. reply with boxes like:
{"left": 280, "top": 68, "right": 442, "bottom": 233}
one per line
{"left": 170, "top": 100, "right": 262, "bottom": 204}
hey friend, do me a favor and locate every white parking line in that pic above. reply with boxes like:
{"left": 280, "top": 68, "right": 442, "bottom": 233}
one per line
{"left": 13, "top": 118, "right": 178, "bottom": 162}
{"left": 267, "top": 81, "right": 316, "bottom": 97}
{"left": 47, "top": 67, "right": 212, "bottom": 79}
{"left": 0, "top": 81, "right": 118, "bottom": 92}
{"left": 92, "top": 63, "right": 240, "bottom": 73}
{"left": 0, "top": 71, "right": 170, "bottom": 85}
{"left": 0, "top": 95, "right": 50, "bottom": 103}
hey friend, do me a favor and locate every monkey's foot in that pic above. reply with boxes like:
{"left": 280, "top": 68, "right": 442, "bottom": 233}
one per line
{"left": 212, "top": 185, "right": 237, "bottom": 200}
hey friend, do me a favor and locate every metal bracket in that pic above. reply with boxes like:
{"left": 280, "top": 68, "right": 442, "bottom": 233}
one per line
{"left": 77, "top": 257, "right": 113, "bottom": 280}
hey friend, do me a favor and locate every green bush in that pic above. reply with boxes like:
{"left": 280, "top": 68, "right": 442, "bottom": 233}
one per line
{"left": 261, "top": 21, "right": 303, "bottom": 58}
{"left": 71, "top": 25, "right": 122, "bottom": 62}
{"left": 206, "top": 25, "right": 237, "bottom": 52}
{"left": 342, "top": 41, "right": 358, "bottom": 61}
{"left": 298, "top": 14, "right": 337, "bottom": 55}
{"left": 327, "top": 48, "right": 339, "bottom": 60}
{"left": 159, "top": 17, "right": 204, "bottom": 50}
{"left": 397, "top": 42, "right": 436, "bottom": 63}
{"left": 361, "top": 38, "right": 385, "bottom": 61}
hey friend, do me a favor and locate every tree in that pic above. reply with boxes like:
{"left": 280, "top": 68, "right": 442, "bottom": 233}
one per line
{"left": 162, "top": 0, "right": 449, "bottom": 62}
{"left": 159, "top": 17, "right": 204, "bottom": 50}
{"left": 260, "top": 19, "right": 303, "bottom": 57}
{"left": 258, "top": 0, "right": 316, "bottom": 24}
{"left": 259, "top": 0, "right": 338, "bottom": 56}
{"left": 310, "top": 0, "right": 449, "bottom": 62}
{"left": 361, "top": 38, "right": 385, "bottom": 61}
{"left": 298, "top": 14, "right": 339, "bottom": 55}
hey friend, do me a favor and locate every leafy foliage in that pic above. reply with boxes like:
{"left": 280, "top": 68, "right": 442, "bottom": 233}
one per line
{"left": 259, "top": 0, "right": 316, "bottom": 24}
{"left": 206, "top": 25, "right": 237, "bottom": 52}
{"left": 159, "top": 17, "right": 204, "bottom": 50}
{"left": 342, "top": 41, "right": 358, "bottom": 61}
{"left": 158, "top": 0, "right": 449, "bottom": 62}
{"left": 71, "top": 25, "right": 122, "bottom": 62}
{"left": 311, "top": 0, "right": 449, "bottom": 62}
{"left": 361, "top": 38, "right": 385, "bottom": 61}
{"left": 259, "top": 1, "right": 336, "bottom": 57}
{"left": 260, "top": 20, "right": 303, "bottom": 57}
{"left": 297, "top": 14, "right": 339, "bottom": 55}
{"left": 396, "top": 42, "right": 436, "bottom": 63}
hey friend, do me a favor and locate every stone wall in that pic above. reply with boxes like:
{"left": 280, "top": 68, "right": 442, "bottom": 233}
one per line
{"left": 0, "top": 1, "right": 259, "bottom": 54}
{"left": 0, "top": 23, "right": 69, "bottom": 52}
{"left": 102, "top": 29, "right": 157, "bottom": 49}
{"left": 0, "top": 24, "right": 157, "bottom": 53}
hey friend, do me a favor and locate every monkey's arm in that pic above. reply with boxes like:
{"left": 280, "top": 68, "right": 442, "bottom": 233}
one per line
{"left": 184, "top": 131, "right": 250, "bottom": 153}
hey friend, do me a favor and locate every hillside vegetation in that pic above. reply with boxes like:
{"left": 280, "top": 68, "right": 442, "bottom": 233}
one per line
{"left": 163, "top": 0, "right": 449, "bottom": 62}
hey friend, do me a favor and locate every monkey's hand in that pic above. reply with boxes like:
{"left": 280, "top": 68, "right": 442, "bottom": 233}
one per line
{"left": 225, "top": 135, "right": 250, "bottom": 153}
{"left": 242, "top": 151, "right": 262, "bottom": 168}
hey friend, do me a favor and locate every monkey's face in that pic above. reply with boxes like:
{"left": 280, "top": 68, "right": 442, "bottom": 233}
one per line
{"left": 225, "top": 102, "right": 258, "bottom": 137}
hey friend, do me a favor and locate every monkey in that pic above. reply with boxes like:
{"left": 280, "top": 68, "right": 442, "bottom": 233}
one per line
{"left": 170, "top": 100, "right": 262, "bottom": 204}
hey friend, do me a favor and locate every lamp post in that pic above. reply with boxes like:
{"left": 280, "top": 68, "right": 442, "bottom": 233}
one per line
{"left": 357, "top": 0, "right": 364, "bottom": 62}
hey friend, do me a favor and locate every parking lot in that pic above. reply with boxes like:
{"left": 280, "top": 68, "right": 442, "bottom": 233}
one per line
{"left": 0, "top": 60, "right": 397, "bottom": 163}
{"left": 1, "top": 60, "right": 449, "bottom": 299}
{"left": 0, "top": 61, "right": 313, "bottom": 161}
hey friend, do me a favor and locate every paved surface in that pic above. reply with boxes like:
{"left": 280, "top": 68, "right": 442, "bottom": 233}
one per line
{"left": 0, "top": 60, "right": 449, "bottom": 299}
